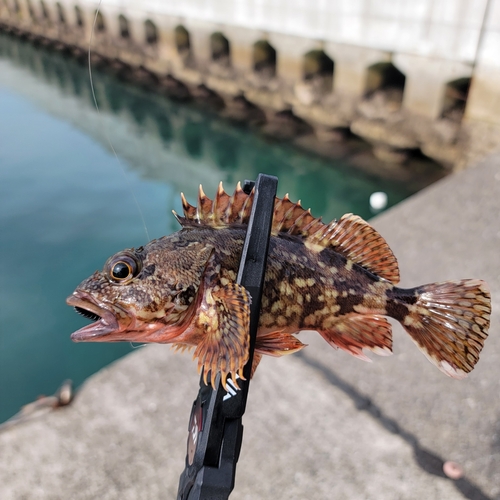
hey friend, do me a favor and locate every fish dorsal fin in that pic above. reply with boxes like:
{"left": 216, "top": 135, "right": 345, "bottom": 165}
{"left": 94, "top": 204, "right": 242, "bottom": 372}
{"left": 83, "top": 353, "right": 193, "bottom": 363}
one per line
{"left": 307, "top": 214, "right": 400, "bottom": 284}
{"left": 174, "top": 182, "right": 323, "bottom": 233}
{"left": 174, "top": 182, "right": 254, "bottom": 228}
{"left": 173, "top": 183, "right": 400, "bottom": 283}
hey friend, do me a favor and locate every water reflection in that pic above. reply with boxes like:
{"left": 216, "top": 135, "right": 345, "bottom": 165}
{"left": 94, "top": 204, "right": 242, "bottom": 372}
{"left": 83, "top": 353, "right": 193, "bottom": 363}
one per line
{"left": 182, "top": 119, "right": 205, "bottom": 158}
{"left": 0, "top": 31, "right": 445, "bottom": 222}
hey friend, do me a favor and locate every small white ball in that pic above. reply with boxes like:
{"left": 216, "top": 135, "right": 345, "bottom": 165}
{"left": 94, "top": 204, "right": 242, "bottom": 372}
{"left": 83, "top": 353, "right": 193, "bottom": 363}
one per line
{"left": 370, "top": 191, "right": 388, "bottom": 211}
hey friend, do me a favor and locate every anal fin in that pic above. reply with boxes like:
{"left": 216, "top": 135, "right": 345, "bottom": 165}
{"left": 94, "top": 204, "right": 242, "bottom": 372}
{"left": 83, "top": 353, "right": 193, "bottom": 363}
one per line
{"left": 319, "top": 315, "right": 393, "bottom": 360}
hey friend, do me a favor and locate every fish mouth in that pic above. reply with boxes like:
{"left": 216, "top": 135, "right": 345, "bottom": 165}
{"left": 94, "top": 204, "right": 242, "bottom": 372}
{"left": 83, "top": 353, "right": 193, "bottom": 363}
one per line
{"left": 74, "top": 306, "right": 101, "bottom": 322}
{"left": 66, "top": 291, "right": 123, "bottom": 342}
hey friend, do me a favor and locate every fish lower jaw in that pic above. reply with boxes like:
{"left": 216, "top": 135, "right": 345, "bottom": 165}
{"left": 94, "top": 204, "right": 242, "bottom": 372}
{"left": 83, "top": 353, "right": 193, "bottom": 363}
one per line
{"left": 67, "top": 293, "right": 124, "bottom": 342}
{"left": 70, "top": 319, "right": 120, "bottom": 342}
{"left": 70, "top": 312, "right": 191, "bottom": 344}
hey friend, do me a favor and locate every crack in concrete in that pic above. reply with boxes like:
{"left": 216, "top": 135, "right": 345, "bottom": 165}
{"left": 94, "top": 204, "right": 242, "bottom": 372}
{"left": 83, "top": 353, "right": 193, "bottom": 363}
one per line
{"left": 296, "top": 351, "right": 493, "bottom": 500}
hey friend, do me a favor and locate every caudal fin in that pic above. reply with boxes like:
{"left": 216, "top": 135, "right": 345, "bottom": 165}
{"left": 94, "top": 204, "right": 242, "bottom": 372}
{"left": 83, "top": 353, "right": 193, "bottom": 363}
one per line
{"left": 400, "top": 279, "right": 490, "bottom": 378}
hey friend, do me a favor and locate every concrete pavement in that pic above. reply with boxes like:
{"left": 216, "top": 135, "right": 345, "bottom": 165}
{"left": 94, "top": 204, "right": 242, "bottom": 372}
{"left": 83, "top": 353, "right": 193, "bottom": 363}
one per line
{"left": 1, "top": 154, "right": 499, "bottom": 499}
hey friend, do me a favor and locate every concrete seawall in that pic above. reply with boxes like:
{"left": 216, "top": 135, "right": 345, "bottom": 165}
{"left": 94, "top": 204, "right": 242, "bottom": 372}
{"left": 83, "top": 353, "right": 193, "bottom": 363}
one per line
{"left": 0, "top": 149, "right": 499, "bottom": 498}
{"left": 0, "top": 31, "right": 446, "bottom": 198}
{"left": 3, "top": 0, "right": 500, "bottom": 169}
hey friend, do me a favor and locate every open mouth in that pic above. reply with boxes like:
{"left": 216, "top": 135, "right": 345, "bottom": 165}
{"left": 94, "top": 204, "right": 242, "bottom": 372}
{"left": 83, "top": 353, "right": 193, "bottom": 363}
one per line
{"left": 74, "top": 306, "right": 101, "bottom": 322}
{"left": 66, "top": 292, "right": 120, "bottom": 341}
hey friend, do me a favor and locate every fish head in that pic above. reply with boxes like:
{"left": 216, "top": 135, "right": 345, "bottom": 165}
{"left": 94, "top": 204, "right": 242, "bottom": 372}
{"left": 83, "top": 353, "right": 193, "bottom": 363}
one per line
{"left": 66, "top": 236, "right": 213, "bottom": 343}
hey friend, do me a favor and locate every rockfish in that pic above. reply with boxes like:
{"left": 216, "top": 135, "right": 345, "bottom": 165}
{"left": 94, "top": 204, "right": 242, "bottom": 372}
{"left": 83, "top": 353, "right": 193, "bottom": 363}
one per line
{"left": 67, "top": 183, "right": 491, "bottom": 388}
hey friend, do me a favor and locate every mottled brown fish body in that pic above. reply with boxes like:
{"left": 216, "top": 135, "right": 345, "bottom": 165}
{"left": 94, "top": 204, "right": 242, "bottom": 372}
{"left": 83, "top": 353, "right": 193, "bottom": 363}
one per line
{"left": 67, "top": 183, "right": 491, "bottom": 388}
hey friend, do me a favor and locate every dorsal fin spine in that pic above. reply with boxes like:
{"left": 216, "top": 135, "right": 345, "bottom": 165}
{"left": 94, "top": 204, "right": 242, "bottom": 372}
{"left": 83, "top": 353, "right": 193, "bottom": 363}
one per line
{"left": 181, "top": 192, "right": 197, "bottom": 220}
{"left": 287, "top": 208, "right": 308, "bottom": 234}
{"left": 302, "top": 217, "right": 323, "bottom": 235}
{"left": 226, "top": 182, "right": 246, "bottom": 224}
{"left": 213, "top": 182, "right": 229, "bottom": 227}
{"left": 198, "top": 185, "right": 213, "bottom": 223}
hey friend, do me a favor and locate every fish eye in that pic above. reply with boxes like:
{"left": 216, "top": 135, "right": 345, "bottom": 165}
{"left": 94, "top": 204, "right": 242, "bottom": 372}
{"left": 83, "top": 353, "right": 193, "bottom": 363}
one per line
{"left": 106, "top": 253, "right": 141, "bottom": 283}
{"left": 112, "top": 261, "right": 133, "bottom": 280}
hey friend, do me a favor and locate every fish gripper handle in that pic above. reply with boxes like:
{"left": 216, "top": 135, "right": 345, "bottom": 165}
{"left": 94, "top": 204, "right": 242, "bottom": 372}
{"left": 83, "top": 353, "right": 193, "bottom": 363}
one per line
{"left": 177, "top": 174, "right": 278, "bottom": 500}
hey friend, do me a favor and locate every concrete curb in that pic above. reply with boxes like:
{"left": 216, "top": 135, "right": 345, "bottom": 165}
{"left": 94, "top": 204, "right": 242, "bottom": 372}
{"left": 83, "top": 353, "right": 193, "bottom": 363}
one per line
{"left": 1, "top": 155, "right": 499, "bottom": 499}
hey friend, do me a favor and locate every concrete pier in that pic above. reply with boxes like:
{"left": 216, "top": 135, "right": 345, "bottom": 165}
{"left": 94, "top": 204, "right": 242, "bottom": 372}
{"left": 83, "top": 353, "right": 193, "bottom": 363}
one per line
{"left": 0, "top": 149, "right": 499, "bottom": 499}
{"left": 3, "top": 0, "right": 500, "bottom": 169}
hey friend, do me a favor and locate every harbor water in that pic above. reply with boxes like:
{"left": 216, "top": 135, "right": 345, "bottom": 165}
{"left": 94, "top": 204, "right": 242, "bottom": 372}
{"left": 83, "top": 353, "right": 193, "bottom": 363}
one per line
{"left": 0, "top": 32, "right": 444, "bottom": 423}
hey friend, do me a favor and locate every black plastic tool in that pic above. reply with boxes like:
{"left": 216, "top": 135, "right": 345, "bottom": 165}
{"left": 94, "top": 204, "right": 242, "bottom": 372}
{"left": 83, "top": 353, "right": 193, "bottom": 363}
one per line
{"left": 177, "top": 174, "right": 278, "bottom": 500}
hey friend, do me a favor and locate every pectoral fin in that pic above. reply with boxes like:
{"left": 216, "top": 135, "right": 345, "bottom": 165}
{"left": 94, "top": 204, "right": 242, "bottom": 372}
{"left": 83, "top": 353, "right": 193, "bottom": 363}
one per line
{"left": 193, "top": 281, "right": 251, "bottom": 389}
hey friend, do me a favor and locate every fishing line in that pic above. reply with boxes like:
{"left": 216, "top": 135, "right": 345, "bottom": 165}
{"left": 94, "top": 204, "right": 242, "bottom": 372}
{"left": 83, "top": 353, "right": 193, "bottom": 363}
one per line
{"left": 129, "top": 342, "right": 146, "bottom": 349}
{"left": 88, "top": 0, "right": 151, "bottom": 242}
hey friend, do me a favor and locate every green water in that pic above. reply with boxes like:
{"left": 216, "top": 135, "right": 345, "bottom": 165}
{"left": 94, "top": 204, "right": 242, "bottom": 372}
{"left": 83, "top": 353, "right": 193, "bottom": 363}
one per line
{"left": 0, "top": 33, "right": 441, "bottom": 423}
